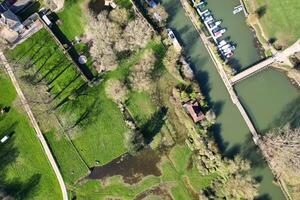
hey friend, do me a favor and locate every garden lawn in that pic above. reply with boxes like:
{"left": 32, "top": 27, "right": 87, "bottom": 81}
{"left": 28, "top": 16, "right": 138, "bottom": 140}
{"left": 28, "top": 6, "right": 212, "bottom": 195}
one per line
{"left": 5, "top": 29, "right": 85, "bottom": 105}
{"left": 57, "top": 0, "right": 85, "bottom": 40}
{"left": 0, "top": 74, "right": 61, "bottom": 199}
{"left": 126, "top": 91, "right": 157, "bottom": 126}
{"left": 247, "top": 0, "right": 300, "bottom": 46}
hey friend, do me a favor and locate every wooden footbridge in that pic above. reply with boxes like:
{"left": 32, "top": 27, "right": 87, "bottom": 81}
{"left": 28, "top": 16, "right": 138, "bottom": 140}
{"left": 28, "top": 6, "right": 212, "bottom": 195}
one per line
{"left": 231, "top": 39, "right": 300, "bottom": 85}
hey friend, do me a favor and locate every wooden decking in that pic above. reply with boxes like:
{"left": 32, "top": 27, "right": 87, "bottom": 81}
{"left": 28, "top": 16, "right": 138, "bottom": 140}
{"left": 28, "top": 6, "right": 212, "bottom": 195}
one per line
{"left": 231, "top": 57, "right": 274, "bottom": 84}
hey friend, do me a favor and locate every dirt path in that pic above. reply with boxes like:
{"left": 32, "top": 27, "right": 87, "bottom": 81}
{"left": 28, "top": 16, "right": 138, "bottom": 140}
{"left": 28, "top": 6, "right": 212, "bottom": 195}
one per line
{"left": 0, "top": 52, "right": 68, "bottom": 200}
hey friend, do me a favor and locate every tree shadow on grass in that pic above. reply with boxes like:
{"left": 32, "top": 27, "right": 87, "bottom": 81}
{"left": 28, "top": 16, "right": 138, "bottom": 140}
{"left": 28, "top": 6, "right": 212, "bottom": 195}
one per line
{"left": 141, "top": 106, "right": 168, "bottom": 144}
{"left": 0, "top": 130, "right": 41, "bottom": 199}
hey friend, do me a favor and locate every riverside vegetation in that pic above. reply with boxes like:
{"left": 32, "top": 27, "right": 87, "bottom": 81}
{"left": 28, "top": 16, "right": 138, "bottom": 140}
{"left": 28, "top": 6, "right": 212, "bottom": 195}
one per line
{"left": 1, "top": 0, "right": 272, "bottom": 199}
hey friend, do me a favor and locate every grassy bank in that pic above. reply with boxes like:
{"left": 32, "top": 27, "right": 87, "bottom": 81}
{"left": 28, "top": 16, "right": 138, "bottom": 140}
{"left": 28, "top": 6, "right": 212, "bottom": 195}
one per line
{"left": 0, "top": 74, "right": 61, "bottom": 199}
{"left": 244, "top": 0, "right": 300, "bottom": 48}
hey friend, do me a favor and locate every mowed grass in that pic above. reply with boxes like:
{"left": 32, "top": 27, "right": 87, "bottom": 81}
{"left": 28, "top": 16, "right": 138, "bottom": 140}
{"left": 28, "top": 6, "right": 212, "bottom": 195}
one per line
{"left": 126, "top": 91, "right": 157, "bottom": 126}
{"left": 249, "top": 0, "right": 300, "bottom": 46}
{"left": 5, "top": 29, "right": 85, "bottom": 105}
{"left": 58, "top": 0, "right": 85, "bottom": 40}
{"left": 6, "top": 28, "right": 128, "bottom": 174}
{"left": 73, "top": 145, "right": 217, "bottom": 199}
{"left": 5, "top": 29, "right": 90, "bottom": 184}
{"left": 0, "top": 74, "right": 61, "bottom": 199}
{"left": 44, "top": 131, "right": 89, "bottom": 185}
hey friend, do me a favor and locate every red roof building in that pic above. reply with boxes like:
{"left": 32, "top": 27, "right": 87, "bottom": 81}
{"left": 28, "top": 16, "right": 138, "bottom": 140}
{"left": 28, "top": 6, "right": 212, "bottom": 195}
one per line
{"left": 183, "top": 101, "right": 205, "bottom": 123}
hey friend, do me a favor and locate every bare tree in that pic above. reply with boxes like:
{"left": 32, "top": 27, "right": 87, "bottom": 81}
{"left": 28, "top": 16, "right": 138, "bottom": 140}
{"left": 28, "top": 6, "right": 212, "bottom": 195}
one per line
{"left": 213, "top": 174, "right": 259, "bottom": 200}
{"left": 109, "top": 8, "right": 129, "bottom": 26}
{"left": 129, "top": 50, "right": 156, "bottom": 91}
{"left": 105, "top": 79, "right": 128, "bottom": 103}
{"left": 262, "top": 126, "right": 300, "bottom": 185}
{"left": 147, "top": 4, "right": 168, "bottom": 26}
{"left": 88, "top": 11, "right": 121, "bottom": 72}
{"left": 116, "top": 16, "right": 153, "bottom": 52}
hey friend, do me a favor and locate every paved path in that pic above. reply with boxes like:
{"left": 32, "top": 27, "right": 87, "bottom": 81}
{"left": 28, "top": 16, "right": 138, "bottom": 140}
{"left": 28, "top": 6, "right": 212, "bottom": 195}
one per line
{"left": 0, "top": 52, "right": 68, "bottom": 200}
{"left": 231, "top": 39, "right": 300, "bottom": 84}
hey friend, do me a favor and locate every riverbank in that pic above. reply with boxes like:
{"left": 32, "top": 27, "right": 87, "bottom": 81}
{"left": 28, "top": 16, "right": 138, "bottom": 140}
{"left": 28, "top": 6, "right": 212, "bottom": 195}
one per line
{"left": 161, "top": 0, "right": 292, "bottom": 198}
{"left": 272, "top": 64, "right": 300, "bottom": 88}
{"left": 178, "top": 1, "right": 294, "bottom": 198}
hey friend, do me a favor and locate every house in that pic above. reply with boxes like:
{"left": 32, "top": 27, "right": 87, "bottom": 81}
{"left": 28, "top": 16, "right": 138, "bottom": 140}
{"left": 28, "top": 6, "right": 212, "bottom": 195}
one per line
{"left": 0, "top": 9, "right": 23, "bottom": 32}
{"left": 183, "top": 101, "right": 205, "bottom": 123}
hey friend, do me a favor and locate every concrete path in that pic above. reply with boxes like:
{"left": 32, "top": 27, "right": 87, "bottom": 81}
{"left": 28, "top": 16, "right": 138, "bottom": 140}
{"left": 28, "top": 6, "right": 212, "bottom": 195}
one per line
{"left": 0, "top": 52, "right": 68, "bottom": 200}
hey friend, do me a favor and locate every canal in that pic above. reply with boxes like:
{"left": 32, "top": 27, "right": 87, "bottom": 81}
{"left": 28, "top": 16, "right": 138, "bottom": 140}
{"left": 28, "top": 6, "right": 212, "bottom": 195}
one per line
{"left": 160, "top": 0, "right": 299, "bottom": 199}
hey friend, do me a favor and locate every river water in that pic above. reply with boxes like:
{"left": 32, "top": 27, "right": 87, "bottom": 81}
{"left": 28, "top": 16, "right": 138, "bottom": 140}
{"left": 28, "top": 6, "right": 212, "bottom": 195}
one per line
{"left": 205, "top": 0, "right": 263, "bottom": 71}
{"left": 160, "top": 0, "right": 299, "bottom": 199}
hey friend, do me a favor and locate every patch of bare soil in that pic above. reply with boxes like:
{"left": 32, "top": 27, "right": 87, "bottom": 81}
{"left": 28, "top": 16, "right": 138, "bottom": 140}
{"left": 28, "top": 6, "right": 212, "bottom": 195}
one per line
{"left": 133, "top": 184, "right": 173, "bottom": 200}
{"left": 88, "top": 148, "right": 161, "bottom": 184}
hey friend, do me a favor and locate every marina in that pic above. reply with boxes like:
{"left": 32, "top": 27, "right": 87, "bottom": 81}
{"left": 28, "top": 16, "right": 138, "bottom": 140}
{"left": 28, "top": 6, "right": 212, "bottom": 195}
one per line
{"left": 191, "top": 0, "right": 237, "bottom": 64}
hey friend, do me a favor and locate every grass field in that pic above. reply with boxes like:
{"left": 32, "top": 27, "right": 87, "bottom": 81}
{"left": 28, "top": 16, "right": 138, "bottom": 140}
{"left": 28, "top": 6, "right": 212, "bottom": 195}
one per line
{"left": 0, "top": 74, "right": 61, "bottom": 199}
{"left": 5, "top": 27, "right": 128, "bottom": 180}
{"left": 58, "top": 0, "right": 86, "bottom": 40}
{"left": 245, "top": 0, "right": 300, "bottom": 47}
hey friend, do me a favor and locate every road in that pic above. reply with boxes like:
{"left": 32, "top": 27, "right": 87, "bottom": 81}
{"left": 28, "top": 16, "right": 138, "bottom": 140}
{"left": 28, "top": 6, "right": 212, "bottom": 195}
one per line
{"left": 0, "top": 52, "right": 68, "bottom": 200}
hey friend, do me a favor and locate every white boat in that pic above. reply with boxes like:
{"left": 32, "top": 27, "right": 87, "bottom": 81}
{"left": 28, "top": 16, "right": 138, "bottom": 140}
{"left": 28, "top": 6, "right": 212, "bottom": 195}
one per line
{"left": 203, "top": 15, "right": 213, "bottom": 22}
{"left": 208, "top": 20, "right": 221, "bottom": 29}
{"left": 233, "top": 5, "right": 243, "bottom": 14}
{"left": 220, "top": 44, "right": 231, "bottom": 50}
{"left": 167, "top": 28, "right": 182, "bottom": 52}
{"left": 217, "top": 40, "right": 227, "bottom": 48}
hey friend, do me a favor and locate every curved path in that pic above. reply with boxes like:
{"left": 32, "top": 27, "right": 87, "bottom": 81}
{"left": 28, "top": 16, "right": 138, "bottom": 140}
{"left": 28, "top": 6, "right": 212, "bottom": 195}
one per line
{"left": 0, "top": 52, "right": 68, "bottom": 200}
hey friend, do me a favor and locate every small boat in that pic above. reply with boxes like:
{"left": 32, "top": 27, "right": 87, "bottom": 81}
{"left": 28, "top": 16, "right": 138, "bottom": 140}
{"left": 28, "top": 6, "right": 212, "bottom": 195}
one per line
{"left": 201, "top": 10, "right": 211, "bottom": 18}
{"left": 196, "top": 1, "right": 206, "bottom": 9}
{"left": 217, "top": 40, "right": 227, "bottom": 48}
{"left": 203, "top": 15, "right": 213, "bottom": 22}
{"left": 233, "top": 5, "right": 243, "bottom": 14}
{"left": 213, "top": 29, "right": 226, "bottom": 38}
{"left": 220, "top": 44, "right": 231, "bottom": 50}
{"left": 208, "top": 20, "right": 221, "bottom": 29}
{"left": 145, "top": 0, "right": 157, "bottom": 8}
{"left": 167, "top": 28, "right": 182, "bottom": 51}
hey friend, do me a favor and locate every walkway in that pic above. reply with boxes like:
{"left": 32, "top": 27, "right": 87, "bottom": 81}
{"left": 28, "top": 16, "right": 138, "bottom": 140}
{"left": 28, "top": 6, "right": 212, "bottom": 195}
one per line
{"left": 180, "top": 0, "right": 260, "bottom": 143}
{"left": 231, "top": 39, "right": 300, "bottom": 84}
{"left": 0, "top": 52, "right": 68, "bottom": 200}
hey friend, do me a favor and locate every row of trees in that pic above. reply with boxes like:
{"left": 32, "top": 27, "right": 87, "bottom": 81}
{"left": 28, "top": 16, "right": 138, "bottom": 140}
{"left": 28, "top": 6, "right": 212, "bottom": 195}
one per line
{"left": 88, "top": 8, "right": 153, "bottom": 72}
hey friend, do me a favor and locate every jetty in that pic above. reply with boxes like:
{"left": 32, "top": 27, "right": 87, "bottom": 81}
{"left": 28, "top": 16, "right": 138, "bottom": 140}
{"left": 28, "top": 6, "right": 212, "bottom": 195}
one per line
{"left": 231, "top": 39, "right": 300, "bottom": 84}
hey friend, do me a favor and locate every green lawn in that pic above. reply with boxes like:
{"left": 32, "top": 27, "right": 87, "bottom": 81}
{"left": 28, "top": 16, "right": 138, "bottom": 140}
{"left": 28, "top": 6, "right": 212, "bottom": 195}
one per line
{"left": 57, "top": 0, "right": 86, "bottom": 40}
{"left": 247, "top": 0, "right": 300, "bottom": 47}
{"left": 126, "top": 91, "right": 157, "bottom": 126}
{"left": 44, "top": 131, "right": 89, "bottom": 186}
{"left": 0, "top": 74, "right": 61, "bottom": 199}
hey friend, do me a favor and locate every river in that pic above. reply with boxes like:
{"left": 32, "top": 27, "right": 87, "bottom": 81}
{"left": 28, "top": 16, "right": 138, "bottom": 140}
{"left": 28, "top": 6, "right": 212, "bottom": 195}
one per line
{"left": 160, "top": 0, "right": 299, "bottom": 199}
